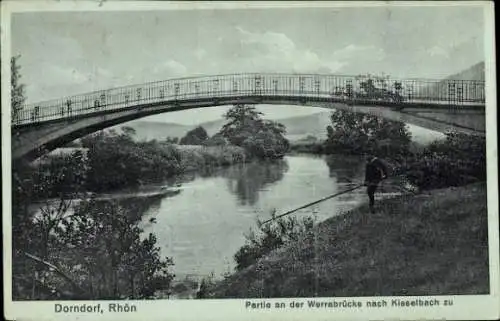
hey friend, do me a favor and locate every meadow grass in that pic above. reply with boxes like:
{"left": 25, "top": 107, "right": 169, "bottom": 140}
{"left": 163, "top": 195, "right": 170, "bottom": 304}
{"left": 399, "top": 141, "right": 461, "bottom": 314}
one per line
{"left": 211, "top": 183, "right": 489, "bottom": 298}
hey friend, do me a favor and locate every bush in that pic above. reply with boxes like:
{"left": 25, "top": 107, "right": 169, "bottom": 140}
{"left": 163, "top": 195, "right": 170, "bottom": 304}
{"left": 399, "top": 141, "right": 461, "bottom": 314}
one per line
{"left": 80, "top": 129, "right": 247, "bottom": 192}
{"left": 11, "top": 159, "right": 176, "bottom": 300}
{"left": 234, "top": 214, "right": 316, "bottom": 271}
{"left": 242, "top": 130, "right": 289, "bottom": 159}
{"left": 179, "top": 126, "right": 209, "bottom": 145}
{"left": 204, "top": 133, "right": 228, "bottom": 147}
{"left": 84, "top": 132, "right": 182, "bottom": 192}
{"left": 402, "top": 132, "right": 486, "bottom": 190}
{"left": 177, "top": 145, "right": 247, "bottom": 171}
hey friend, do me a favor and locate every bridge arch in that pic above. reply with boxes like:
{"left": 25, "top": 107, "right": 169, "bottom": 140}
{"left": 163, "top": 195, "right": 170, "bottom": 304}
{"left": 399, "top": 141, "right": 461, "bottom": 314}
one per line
{"left": 11, "top": 73, "right": 486, "bottom": 161}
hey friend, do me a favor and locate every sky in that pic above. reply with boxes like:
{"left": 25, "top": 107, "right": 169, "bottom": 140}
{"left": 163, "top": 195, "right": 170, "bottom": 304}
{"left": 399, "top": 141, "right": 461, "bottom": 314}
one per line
{"left": 11, "top": 4, "right": 485, "bottom": 127}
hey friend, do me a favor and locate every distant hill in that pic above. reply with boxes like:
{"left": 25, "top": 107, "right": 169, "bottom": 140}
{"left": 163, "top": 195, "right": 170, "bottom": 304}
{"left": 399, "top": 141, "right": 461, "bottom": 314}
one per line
{"left": 445, "top": 61, "right": 485, "bottom": 81}
{"left": 119, "top": 111, "right": 445, "bottom": 145}
{"left": 119, "top": 111, "right": 332, "bottom": 142}
{"left": 424, "top": 61, "right": 485, "bottom": 99}
{"left": 191, "top": 119, "right": 226, "bottom": 136}
{"left": 194, "top": 112, "right": 333, "bottom": 140}
{"left": 277, "top": 112, "right": 331, "bottom": 141}
{"left": 116, "top": 120, "right": 191, "bottom": 141}
{"left": 117, "top": 119, "right": 227, "bottom": 141}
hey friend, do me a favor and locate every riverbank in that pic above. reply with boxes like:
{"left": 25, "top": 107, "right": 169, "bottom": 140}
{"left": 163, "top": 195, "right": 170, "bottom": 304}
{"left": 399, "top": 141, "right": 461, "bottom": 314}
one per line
{"left": 208, "top": 182, "right": 489, "bottom": 297}
{"left": 22, "top": 143, "right": 250, "bottom": 200}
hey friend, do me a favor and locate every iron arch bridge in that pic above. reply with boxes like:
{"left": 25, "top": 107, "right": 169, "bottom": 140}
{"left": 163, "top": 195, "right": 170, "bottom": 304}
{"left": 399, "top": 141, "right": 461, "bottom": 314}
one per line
{"left": 11, "top": 73, "right": 486, "bottom": 161}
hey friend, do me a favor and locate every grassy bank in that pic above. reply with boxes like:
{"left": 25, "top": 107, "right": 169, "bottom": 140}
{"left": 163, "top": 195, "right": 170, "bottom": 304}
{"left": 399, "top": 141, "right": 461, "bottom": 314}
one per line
{"left": 176, "top": 144, "right": 247, "bottom": 172}
{"left": 209, "top": 183, "right": 489, "bottom": 297}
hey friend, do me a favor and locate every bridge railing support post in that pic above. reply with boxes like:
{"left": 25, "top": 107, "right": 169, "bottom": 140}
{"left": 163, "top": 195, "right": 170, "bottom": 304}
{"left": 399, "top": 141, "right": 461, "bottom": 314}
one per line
{"left": 11, "top": 73, "right": 485, "bottom": 127}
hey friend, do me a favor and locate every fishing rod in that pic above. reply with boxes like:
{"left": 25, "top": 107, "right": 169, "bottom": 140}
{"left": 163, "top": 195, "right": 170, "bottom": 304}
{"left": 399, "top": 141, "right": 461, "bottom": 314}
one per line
{"left": 260, "top": 184, "right": 364, "bottom": 225}
{"left": 260, "top": 174, "right": 419, "bottom": 225}
{"left": 347, "top": 178, "right": 420, "bottom": 195}
{"left": 342, "top": 172, "right": 419, "bottom": 195}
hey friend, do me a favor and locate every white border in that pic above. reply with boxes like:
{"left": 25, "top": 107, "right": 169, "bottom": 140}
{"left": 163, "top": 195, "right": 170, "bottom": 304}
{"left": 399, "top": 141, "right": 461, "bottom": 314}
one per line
{"left": 2, "top": 1, "right": 498, "bottom": 321}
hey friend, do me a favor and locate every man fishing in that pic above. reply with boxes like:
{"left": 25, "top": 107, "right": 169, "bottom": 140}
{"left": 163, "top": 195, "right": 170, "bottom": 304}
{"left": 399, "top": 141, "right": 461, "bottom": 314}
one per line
{"left": 364, "top": 154, "right": 389, "bottom": 213}
{"left": 260, "top": 153, "right": 393, "bottom": 226}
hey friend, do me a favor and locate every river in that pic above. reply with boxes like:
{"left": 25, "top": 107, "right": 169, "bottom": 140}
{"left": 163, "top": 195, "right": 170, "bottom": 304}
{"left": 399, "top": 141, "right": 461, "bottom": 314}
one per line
{"left": 136, "top": 154, "right": 370, "bottom": 280}
{"left": 27, "top": 154, "right": 397, "bottom": 282}
{"left": 26, "top": 153, "right": 406, "bottom": 296}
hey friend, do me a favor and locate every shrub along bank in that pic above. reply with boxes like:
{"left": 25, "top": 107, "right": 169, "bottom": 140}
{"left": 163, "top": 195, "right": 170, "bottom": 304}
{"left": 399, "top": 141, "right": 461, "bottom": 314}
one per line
{"left": 217, "top": 121, "right": 488, "bottom": 298}
{"left": 398, "top": 132, "right": 486, "bottom": 190}
{"left": 11, "top": 126, "right": 251, "bottom": 300}
{"left": 205, "top": 183, "right": 489, "bottom": 298}
{"left": 199, "top": 110, "right": 487, "bottom": 298}
{"left": 20, "top": 128, "right": 248, "bottom": 199}
{"left": 291, "top": 109, "right": 486, "bottom": 192}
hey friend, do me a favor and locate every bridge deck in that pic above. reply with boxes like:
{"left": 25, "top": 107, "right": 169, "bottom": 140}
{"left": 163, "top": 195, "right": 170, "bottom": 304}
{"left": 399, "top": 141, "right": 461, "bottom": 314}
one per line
{"left": 12, "top": 73, "right": 485, "bottom": 126}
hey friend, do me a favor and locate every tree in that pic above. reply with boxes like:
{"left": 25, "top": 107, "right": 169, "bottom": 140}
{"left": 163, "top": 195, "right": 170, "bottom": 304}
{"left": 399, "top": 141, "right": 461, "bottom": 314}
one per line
{"left": 12, "top": 151, "right": 177, "bottom": 299}
{"left": 11, "top": 130, "right": 182, "bottom": 300}
{"left": 82, "top": 129, "right": 181, "bottom": 192}
{"left": 354, "top": 74, "right": 404, "bottom": 103}
{"left": 218, "top": 104, "right": 289, "bottom": 159}
{"left": 11, "top": 55, "right": 26, "bottom": 123}
{"left": 324, "top": 109, "right": 412, "bottom": 159}
{"left": 204, "top": 133, "right": 228, "bottom": 146}
{"left": 196, "top": 277, "right": 215, "bottom": 299}
{"left": 179, "top": 126, "right": 209, "bottom": 145}
{"left": 219, "top": 104, "right": 264, "bottom": 146}
{"left": 403, "top": 132, "right": 486, "bottom": 190}
{"left": 12, "top": 150, "right": 89, "bottom": 300}
{"left": 56, "top": 199, "right": 175, "bottom": 299}
{"left": 165, "top": 136, "right": 179, "bottom": 144}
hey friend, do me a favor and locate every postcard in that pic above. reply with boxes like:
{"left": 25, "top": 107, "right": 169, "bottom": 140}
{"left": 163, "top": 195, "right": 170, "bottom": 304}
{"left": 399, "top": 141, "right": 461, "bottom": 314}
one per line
{"left": 2, "top": 1, "right": 498, "bottom": 320}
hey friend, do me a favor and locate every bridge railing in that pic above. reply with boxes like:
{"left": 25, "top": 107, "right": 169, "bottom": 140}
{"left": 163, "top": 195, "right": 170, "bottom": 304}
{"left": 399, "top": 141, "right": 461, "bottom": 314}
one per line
{"left": 12, "top": 73, "right": 485, "bottom": 126}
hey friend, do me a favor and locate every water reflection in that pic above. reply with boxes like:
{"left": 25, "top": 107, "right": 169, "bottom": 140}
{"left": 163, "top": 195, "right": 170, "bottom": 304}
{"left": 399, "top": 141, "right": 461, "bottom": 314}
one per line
{"left": 324, "top": 154, "right": 365, "bottom": 183}
{"left": 107, "top": 155, "right": 367, "bottom": 280}
{"left": 101, "top": 194, "right": 166, "bottom": 222}
{"left": 24, "top": 154, "right": 374, "bottom": 294}
{"left": 223, "top": 160, "right": 289, "bottom": 206}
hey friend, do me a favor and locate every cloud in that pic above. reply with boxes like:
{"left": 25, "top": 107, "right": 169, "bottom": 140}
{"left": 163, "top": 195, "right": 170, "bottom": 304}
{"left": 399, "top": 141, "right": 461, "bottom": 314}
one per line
{"left": 332, "top": 44, "right": 386, "bottom": 62}
{"left": 427, "top": 45, "right": 449, "bottom": 58}
{"left": 153, "top": 60, "right": 188, "bottom": 77}
{"left": 25, "top": 63, "right": 117, "bottom": 102}
{"left": 237, "top": 27, "right": 295, "bottom": 55}
{"left": 207, "top": 27, "right": 385, "bottom": 76}
{"left": 22, "top": 25, "right": 387, "bottom": 102}
{"left": 214, "top": 27, "right": 345, "bottom": 74}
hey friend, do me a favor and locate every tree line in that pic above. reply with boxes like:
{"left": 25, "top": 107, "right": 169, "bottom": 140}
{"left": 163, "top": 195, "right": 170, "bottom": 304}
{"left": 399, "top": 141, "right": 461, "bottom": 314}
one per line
{"left": 11, "top": 57, "right": 177, "bottom": 300}
{"left": 224, "top": 75, "right": 486, "bottom": 281}
{"left": 323, "top": 108, "right": 485, "bottom": 190}
{"left": 10, "top": 57, "right": 290, "bottom": 300}
{"left": 177, "top": 104, "right": 290, "bottom": 159}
